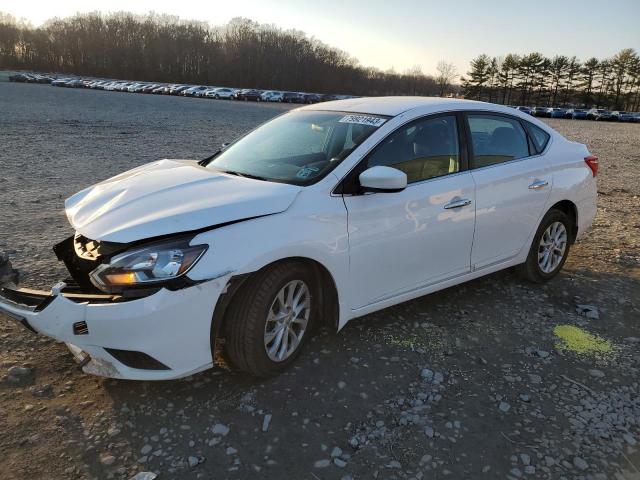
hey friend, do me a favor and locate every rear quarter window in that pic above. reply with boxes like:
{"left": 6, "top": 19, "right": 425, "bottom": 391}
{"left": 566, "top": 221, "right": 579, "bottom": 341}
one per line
{"left": 525, "top": 123, "right": 551, "bottom": 153}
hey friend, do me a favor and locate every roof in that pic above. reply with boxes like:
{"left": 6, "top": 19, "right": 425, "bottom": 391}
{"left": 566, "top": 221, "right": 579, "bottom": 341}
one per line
{"left": 302, "top": 96, "right": 488, "bottom": 117}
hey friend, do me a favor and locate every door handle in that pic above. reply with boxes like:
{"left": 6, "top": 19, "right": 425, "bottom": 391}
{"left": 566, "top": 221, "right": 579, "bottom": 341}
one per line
{"left": 444, "top": 198, "right": 472, "bottom": 209}
{"left": 528, "top": 180, "right": 549, "bottom": 190}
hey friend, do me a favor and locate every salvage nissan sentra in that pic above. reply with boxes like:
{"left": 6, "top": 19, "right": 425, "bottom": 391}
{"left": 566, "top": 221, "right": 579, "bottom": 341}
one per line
{"left": 0, "top": 97, "right": 597, "bottom": 380}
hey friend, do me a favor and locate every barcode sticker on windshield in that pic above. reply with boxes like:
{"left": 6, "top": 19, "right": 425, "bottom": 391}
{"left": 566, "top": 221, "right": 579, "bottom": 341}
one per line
{"left": 339, "top": 115, "right": 386, "bottom": 127}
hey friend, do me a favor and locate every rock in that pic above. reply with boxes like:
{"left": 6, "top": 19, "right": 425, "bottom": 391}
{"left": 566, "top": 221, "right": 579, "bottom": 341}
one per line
{"left": 573, "top": 457, "right": 588, "bottom": 471}
{"left": 100, "top": 454, "right": 116, "bottom": 466}
{"left": 262, "top": 414, "right": 272, "bottom": 432}
{"left": 420, "top": 368, "right": 434, "bottom": 381}
{"left": 212, "top": 423, "right": 230, "bottom": 436}
{"left": 334, "top": 458, "right": 347, "bottom": 468}
{"left": 188, "top": 456, "right": 201, "bottom": 467}
{"left": 129, "top": 473, "right": 157, "bottom": 480}
{"left": 589, "top": 369, "right": 605, "bottom": 378}
{"left": 528, "top": 374, "right": 542, "bottom": 384}
{"left": 519, "top": 394, "right": 531, "bottom": 403}
{"left": 524, "top": 466, "right": 535, "bottom": 474}
{"left": 536, "top": 350, "right": 550, "bottom": 359}
{"left": 519, "top": 453, "right": 530, "bottom": 465}
{"left": 387, "top": 460, "right": 401, "bottom": 469}
{"left": 576, "top": 304, "right": 599, "bottom": 319}
{"left": 0, "top": 252, "right": 19, "bottom": 286}
{"left": 225, "top": 447, "right": 237, "bottom": 456}
{"left": 4, "top": 366, "right": 33, "bottom": 386}
{"left": 331, "top": 446, "right": 343, "bottom": 458}
{"left": 499, "top": 401, "right": 511, "bottom": 413}
{"left": 140, "top": 445, "right": 153, "bottom": 455}
{"left": 424, "top": 426, "right": 435, "bottom": 438}
{"left": 314, "top": 459, "right": 331, "bottom": 468}
{"left": 30, "top": 384, "right": 54, "bottom": 398}
{"left": 433, "top": 372, "right": 444, "bottom": 384}
{"left": 623, "top": 433, "right": 637, "bottom": 445}
{"left": 337, "top": 381, "right": 347, "bottom": 389}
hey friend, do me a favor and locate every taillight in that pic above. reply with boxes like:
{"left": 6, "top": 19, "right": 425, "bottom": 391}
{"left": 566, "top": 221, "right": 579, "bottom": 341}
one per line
{"left": 584, "top": 155, "right": 598, "bottom": 177}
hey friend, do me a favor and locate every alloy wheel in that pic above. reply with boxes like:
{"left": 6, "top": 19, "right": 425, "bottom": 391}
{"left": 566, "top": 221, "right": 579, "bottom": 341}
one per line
{"left": 264, "top": 280, "right": 310, "bottom": 362}
{"left": 538, "top": 221, "right": 567, "bottom": 273}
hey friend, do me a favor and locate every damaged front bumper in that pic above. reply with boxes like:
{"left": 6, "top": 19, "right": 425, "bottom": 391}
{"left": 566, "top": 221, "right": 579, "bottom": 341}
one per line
{"left": 0, "top": 276, "right": 231, "bottom": 380}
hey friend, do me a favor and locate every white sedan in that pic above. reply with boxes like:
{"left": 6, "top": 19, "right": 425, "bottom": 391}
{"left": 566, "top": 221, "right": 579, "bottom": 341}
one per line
{"left": 0, "top": 97, "right": 597, "bottom": 380}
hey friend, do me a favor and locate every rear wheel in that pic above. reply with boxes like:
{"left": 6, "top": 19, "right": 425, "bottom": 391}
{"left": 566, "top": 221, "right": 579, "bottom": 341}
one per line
{"left": 517, "top": 209, "right": 572, "bottom": 283}
{"left": 224, "top": 262, "right": 317, "bottom": 376}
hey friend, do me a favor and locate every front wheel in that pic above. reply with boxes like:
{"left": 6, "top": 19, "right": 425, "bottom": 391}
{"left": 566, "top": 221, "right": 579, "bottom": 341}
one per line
{"left": 224, "top": 262, "right": 317, "bottom": 376}
{"left": 516, "top": 209, "right": 572, "bottom": 283}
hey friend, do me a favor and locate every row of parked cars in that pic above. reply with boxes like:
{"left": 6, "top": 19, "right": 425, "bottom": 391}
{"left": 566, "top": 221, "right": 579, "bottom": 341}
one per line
{"left": 510, "top": 105, "right": 639, "bottom": 122}
{"left": 8, "top": 72, "right": 351, "bottom": 104}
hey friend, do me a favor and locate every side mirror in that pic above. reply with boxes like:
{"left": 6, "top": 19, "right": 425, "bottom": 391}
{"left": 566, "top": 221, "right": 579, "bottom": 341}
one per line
{"left": 359, "top": 166, "right": 407, "bottom": 193}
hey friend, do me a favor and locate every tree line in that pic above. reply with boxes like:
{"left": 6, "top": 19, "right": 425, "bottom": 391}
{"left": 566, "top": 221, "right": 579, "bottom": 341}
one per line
{"left": 461, "top": 50, "right": 640, "bottom": 111}
{"left": 0, "top": 11, "right": 444, "bottom": 96}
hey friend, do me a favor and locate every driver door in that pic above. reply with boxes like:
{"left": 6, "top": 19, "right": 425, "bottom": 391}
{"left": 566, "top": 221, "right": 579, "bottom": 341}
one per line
{"left": 342, "top": 114, "right": 476, "bottom": 310}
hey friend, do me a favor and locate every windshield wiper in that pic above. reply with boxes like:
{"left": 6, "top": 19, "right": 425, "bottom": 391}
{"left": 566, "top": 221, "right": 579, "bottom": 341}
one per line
{"left": 218, "top": 169, "right": 269, "bottom": 182}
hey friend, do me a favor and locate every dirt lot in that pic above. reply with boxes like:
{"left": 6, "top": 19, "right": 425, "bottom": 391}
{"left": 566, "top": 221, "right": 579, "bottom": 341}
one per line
{"left": 0, "top": 81, "right": 639, "bottom": 480}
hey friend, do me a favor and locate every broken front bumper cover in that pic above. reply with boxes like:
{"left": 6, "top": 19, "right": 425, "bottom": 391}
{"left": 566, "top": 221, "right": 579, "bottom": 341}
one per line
{"left": 0, "top": 276, "right": 231, "bottom": 380}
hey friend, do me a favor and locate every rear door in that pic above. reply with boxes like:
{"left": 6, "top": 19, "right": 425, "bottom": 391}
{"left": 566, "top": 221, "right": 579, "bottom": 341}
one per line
{"left": 343, "top": 113, "right": 476, "bottom": 309}
{"left": 465, "top": 113, "right": 552, "bottom": 269}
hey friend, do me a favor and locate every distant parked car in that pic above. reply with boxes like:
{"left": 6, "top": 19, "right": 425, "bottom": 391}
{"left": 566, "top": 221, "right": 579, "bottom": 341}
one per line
{"left": 546, "top": 108, "right": 567, "bottom": 119}
{"left": 234, "top": 89, "right": 262, "bottom": 101}
{"left": 168, "top": 85, "right": 190, "bottom": 95}
{"left": 301, "top": 93, "right": 321, "bottom": 104}
{"left": 141, "top": 84, "right": 160, "bottom": 93}
{"left": 182, "top": 86, "right": 209, "bottom": 97}
{"left": 261, "top": 91, "right": 283, "bottom": 102}
{"left": 205, "top": 87, "right": 235, "bottom": 99}
{"left": 515, "top": 106, "right": 532, "bottom": 115}
{"left": 586, "top": 108, "right": 610, "bottom": 121}
{"left": 282, "top": 92, "right": 303, "bottom": 103}
{"left": 530, "top": 106, "right": 548, "bottom": 117}
{"left": 66, "top": 79, "right": 85, "bottom": 88}
{"left": 611, "top": 111, "right": 635, "bottom": 122}
{"left": 564, "top": 109, "right": 588, "bottom": 120}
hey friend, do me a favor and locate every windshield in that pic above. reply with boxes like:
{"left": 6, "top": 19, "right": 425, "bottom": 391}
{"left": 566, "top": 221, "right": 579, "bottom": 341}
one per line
{"left": 207, "top": 110, "right": 387, "bottom": 185}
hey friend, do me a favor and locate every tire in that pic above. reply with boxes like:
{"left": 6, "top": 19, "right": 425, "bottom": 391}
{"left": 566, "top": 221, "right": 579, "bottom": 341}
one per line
{"left": 224, "top": 262, "right": 318, "bottom": 376}
{"left": 516, "top": 209, "right": 572, "bottom": 283}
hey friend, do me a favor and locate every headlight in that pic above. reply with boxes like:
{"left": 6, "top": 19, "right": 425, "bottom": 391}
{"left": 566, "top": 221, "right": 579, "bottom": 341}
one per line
{"left": 89, "top": 238, "right": 208, "bottom": 292}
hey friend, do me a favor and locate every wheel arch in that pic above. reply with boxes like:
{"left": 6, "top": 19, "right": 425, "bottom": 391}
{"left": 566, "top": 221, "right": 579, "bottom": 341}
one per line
{"left": 208, "top": 256, "right": 340, "bottom": 364}
{"left": 548, "top": 200, "right": 578, "bottom": 243}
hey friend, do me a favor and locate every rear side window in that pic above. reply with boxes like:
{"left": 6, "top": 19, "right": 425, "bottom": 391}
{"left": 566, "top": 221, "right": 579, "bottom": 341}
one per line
{"left": 525, "top": 122, "right": 551, "bottom": 154}
{"left": 467, "top": 114, "right": 530, "bottom": 168}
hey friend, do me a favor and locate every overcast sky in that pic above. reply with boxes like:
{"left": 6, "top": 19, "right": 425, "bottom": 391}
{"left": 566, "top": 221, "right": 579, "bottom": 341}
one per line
{"left": 3, "top": 0, "right": 639, "bottom": 75}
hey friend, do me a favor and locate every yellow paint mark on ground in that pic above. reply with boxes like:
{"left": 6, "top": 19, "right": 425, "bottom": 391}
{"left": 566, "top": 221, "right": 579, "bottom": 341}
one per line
{"left": 554, "top": 325, "right": 613, "bottom": 357}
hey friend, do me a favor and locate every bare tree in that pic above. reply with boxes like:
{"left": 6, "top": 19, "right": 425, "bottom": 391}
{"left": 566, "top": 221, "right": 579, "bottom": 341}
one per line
{"left": 436, "top": 60, "right": 457, "bottom": 96}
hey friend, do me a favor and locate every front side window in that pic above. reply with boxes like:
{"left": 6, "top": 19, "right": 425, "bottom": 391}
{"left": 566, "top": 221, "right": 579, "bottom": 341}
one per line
{"left": 366, "top": 115, "right": 460, "bottom": 183}
{"left": 207, "top": 111, "right": 386, "bottom": 185}
{"left": 467, "top": 114, "right": 530, "bottom": 168}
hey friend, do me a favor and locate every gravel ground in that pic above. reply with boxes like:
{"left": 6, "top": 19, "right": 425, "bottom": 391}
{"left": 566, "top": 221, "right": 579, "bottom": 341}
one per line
{"left": 0, "top": 81, "right": 639, "bottom": 480}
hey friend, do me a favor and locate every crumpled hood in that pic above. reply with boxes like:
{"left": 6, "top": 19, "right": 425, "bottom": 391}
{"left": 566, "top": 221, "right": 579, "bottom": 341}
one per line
{"left": 65, "top": 159, "right": 301, "bottom": 243}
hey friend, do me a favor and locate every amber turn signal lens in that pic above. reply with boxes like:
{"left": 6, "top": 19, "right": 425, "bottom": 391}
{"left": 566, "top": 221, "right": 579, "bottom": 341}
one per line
{"left": 104, "top": 272, "right": 137, "bottom": 285}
